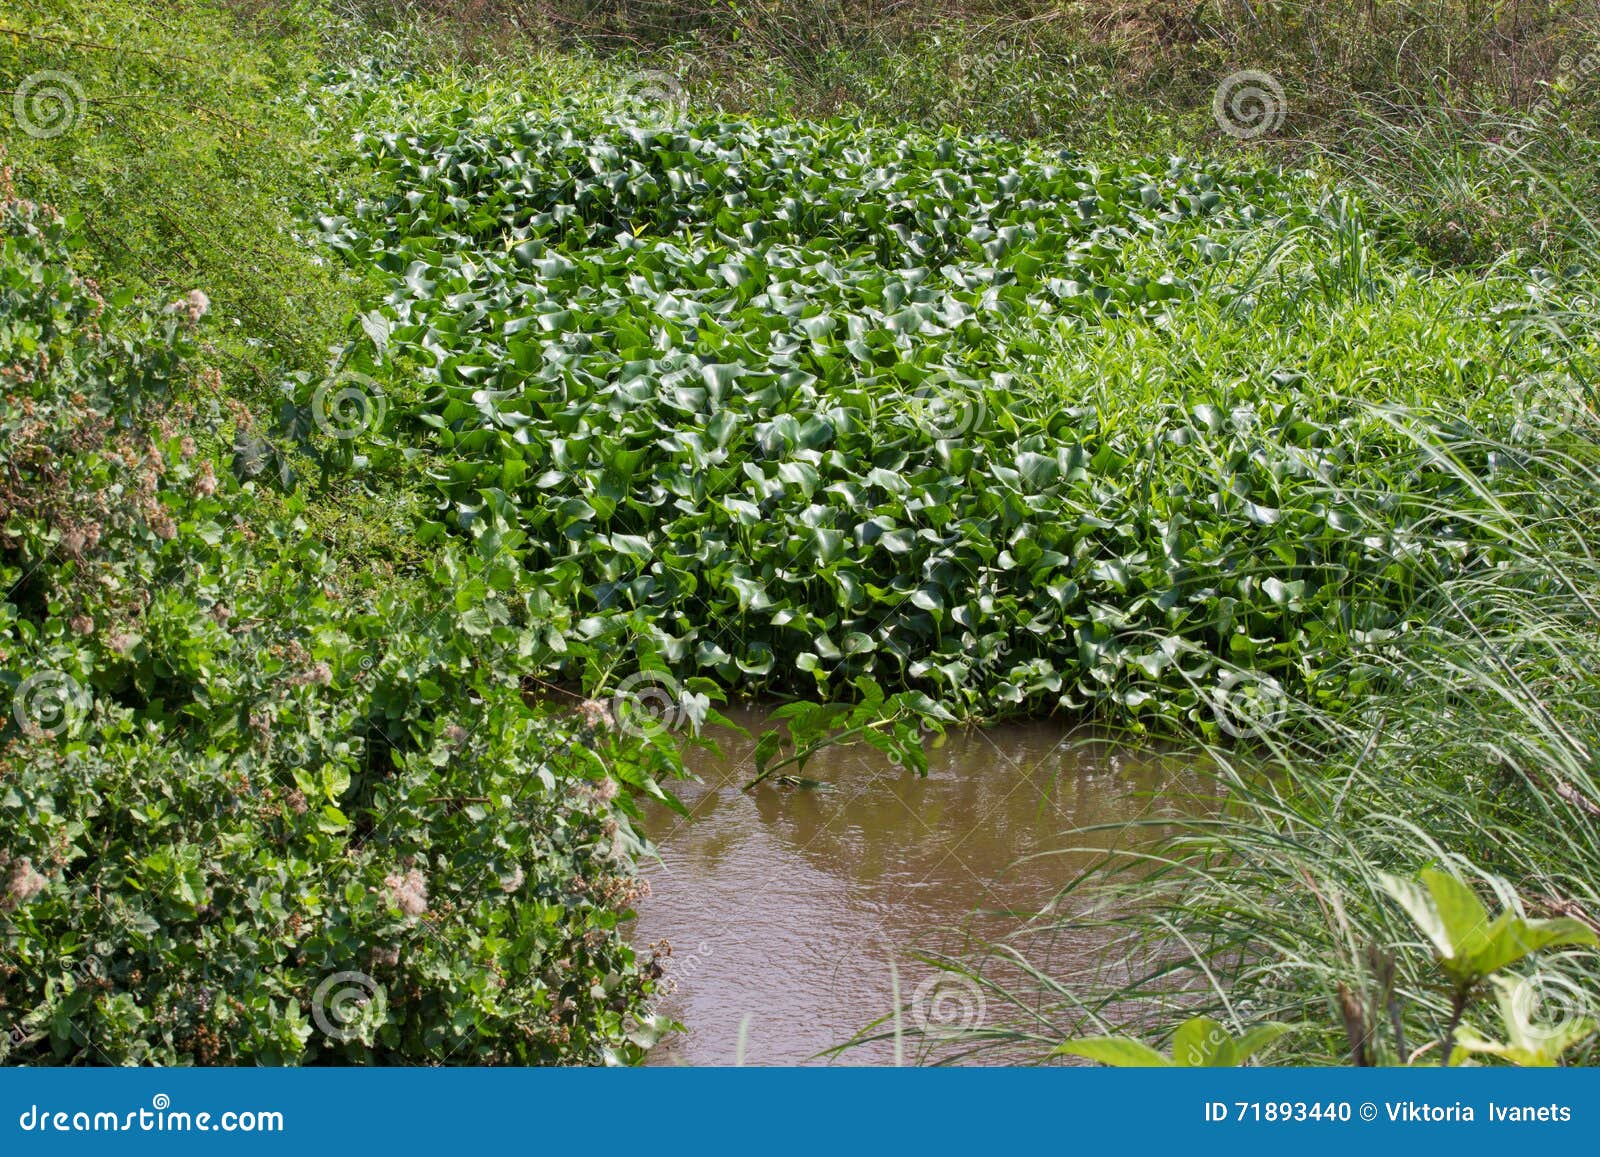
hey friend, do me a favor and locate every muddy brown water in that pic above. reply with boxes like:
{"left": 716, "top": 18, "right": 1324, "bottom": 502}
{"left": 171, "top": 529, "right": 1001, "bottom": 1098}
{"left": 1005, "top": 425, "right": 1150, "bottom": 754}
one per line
{"left": 630, "top": 707, "right": 1200, "bottom": 1066}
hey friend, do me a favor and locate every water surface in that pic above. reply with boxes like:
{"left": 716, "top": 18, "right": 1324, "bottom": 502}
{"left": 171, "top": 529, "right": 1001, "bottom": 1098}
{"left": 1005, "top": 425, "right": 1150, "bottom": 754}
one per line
{"left": 631, "top": 708, "right": 1197, "bottom": 1065}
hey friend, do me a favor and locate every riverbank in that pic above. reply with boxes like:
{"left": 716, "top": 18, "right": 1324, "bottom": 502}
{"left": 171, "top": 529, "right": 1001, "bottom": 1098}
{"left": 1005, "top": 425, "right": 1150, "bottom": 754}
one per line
{"left": 3, "top": 0, "right": 1597, "bottom": 1066}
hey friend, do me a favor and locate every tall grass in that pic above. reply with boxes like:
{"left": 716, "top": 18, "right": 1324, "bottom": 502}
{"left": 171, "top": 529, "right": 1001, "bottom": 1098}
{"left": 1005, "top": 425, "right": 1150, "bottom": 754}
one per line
{"left": 903, "top": 194, "right": 1600, "bottom": 1065}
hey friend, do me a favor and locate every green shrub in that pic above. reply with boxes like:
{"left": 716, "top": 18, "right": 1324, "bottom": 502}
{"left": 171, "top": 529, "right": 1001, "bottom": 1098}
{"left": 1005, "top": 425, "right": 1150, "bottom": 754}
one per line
{"left": 0, "top": 0, "right": 368, "bottom": 392}
{"left": 0, "top": 193, "right": 675, "bottom": 1064}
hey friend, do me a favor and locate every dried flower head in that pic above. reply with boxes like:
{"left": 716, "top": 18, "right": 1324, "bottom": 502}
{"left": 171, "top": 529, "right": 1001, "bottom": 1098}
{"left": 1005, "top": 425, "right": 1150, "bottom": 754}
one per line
{"left": 167, "top": 289, "right": 209, "bottom": 324}
{"left": 383, "top": 868, "right": 429, "bottom": 917}
{"left": 193, "top": 461, "right": 218, "bottom": 498}
{"left": 578, "top": 698, "right": 614, "bottom": 731}
{"left": 2, "top": 857, "right": 48, "bottom": 911}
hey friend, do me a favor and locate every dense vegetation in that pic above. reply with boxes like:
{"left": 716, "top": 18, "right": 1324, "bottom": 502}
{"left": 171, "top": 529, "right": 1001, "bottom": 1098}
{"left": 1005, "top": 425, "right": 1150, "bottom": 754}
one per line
{"left": 3, "top": 0, "right": 1598, "bottom": 1065}
{"left": 0, "top": 190, "right": 676, "bottom": 1063}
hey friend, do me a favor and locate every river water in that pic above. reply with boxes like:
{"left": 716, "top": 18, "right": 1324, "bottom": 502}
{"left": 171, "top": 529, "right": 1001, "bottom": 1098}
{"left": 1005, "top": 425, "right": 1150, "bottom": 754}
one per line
{"left": 630, "top": 707, "right": 1198, "bottom": 1065}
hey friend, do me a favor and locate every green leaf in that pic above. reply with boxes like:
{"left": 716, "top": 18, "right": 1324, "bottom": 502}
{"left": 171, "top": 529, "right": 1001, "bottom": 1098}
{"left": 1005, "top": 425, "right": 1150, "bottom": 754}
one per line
{"left": 1232, "top": 1022, "right": 1295, "bottom": 1064}
{"left": 1051, "top": 1037, "right": 1173, "bottom": 1067}
{"left": 1424, "top": 869, "right": 1495, "bottom": 960}
{"left": 1380, "top": 871, "right": 1456, "bottom": 960}
{"left": 1171, "top": 1017, "right": 1234, "bottom": 1066}
{"left": 1462, "top": 914, "right": 1599, "bottom": 978}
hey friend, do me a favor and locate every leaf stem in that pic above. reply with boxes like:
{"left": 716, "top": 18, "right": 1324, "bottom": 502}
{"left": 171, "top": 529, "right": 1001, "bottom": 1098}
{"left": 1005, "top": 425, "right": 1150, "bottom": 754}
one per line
{"left": 741, "top": 715, "right": 900, "bottom": 791}
{"left": 1438, "top": 983, "right": 1472, "bottom": 1066}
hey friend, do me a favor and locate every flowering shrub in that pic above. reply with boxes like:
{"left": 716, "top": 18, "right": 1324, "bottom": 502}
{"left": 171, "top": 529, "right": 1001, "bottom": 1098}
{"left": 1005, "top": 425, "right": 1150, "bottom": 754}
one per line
{"left": 0, "top": 189, "right": 674, "bottom": 1064}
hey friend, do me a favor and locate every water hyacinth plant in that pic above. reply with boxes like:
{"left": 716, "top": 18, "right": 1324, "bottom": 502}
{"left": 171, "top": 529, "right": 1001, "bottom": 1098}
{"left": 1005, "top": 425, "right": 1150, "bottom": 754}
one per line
{"left": 307, "top": 107, "right": 1585, "bottom": 747}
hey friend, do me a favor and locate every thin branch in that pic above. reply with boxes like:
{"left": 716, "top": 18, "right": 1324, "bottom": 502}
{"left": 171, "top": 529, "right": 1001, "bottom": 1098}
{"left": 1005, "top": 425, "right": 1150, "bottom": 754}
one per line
{"left": 0, "top": 23, "right": 204, "bottom": 65}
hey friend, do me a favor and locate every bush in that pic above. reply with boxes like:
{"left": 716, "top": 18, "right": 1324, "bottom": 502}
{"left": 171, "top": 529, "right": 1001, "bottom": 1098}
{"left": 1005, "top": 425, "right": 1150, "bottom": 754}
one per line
{"left": 0, "top": 0, "right": 367, "bottom": 392}
{"left": 0, "top": 190, "right": 674, "bottom": 1064}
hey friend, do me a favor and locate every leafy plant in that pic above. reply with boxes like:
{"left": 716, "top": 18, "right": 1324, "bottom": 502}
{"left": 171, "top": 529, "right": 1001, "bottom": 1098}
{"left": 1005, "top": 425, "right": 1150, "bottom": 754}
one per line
{"left": 1457, "top": 975, "right": 1600, "bottom": 1068}
{"left": 0, "top": 193, "right": 676, "bottom": 1064}
{"left": 304, "top": 100, "right": 1571, "bottom": 749}
{"left": 743, "top": 677, "right": 948, "bottom": 789}
{"left": 1053, "top": 1016, "right": 1295, "bottom": 1067}
{"left": 1379, "top": 869, "right": 1598, "bottom": 1063}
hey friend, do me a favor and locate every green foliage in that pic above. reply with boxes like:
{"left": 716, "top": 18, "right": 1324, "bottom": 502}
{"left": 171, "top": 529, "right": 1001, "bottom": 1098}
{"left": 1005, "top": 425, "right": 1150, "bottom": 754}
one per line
{"left": 1380, "top": 869, "right": 1598, "bottom": 988}
{"left": 0, "top": 197, "right": 674, "bottom": 1064}
{"left": 1458, "top": 976, "right": 1600, "bottom": 1068}
{"left": 802, "top": 156, "right": 1600, "bottom": 1067}
{"left": 1054, "top": 1016, "right": 1295, "bottom": 1068}
{"left": 0, "top": 0, "right": 369, "bottom": 390}
{"left": 7, "top": 0, "right": 1600, "bottom": 1072}
{"left": 313, "top": 107, "right": 1570, "bottom": 738}
{"left": 1373, "top": 870, "right": 1599, "bottom": 1065}
{"left": 743, "top": 676, "right": 948, "bottom": 789}
{"left": 1053, "top": 868, "right": 1597, "bottom": 1069}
